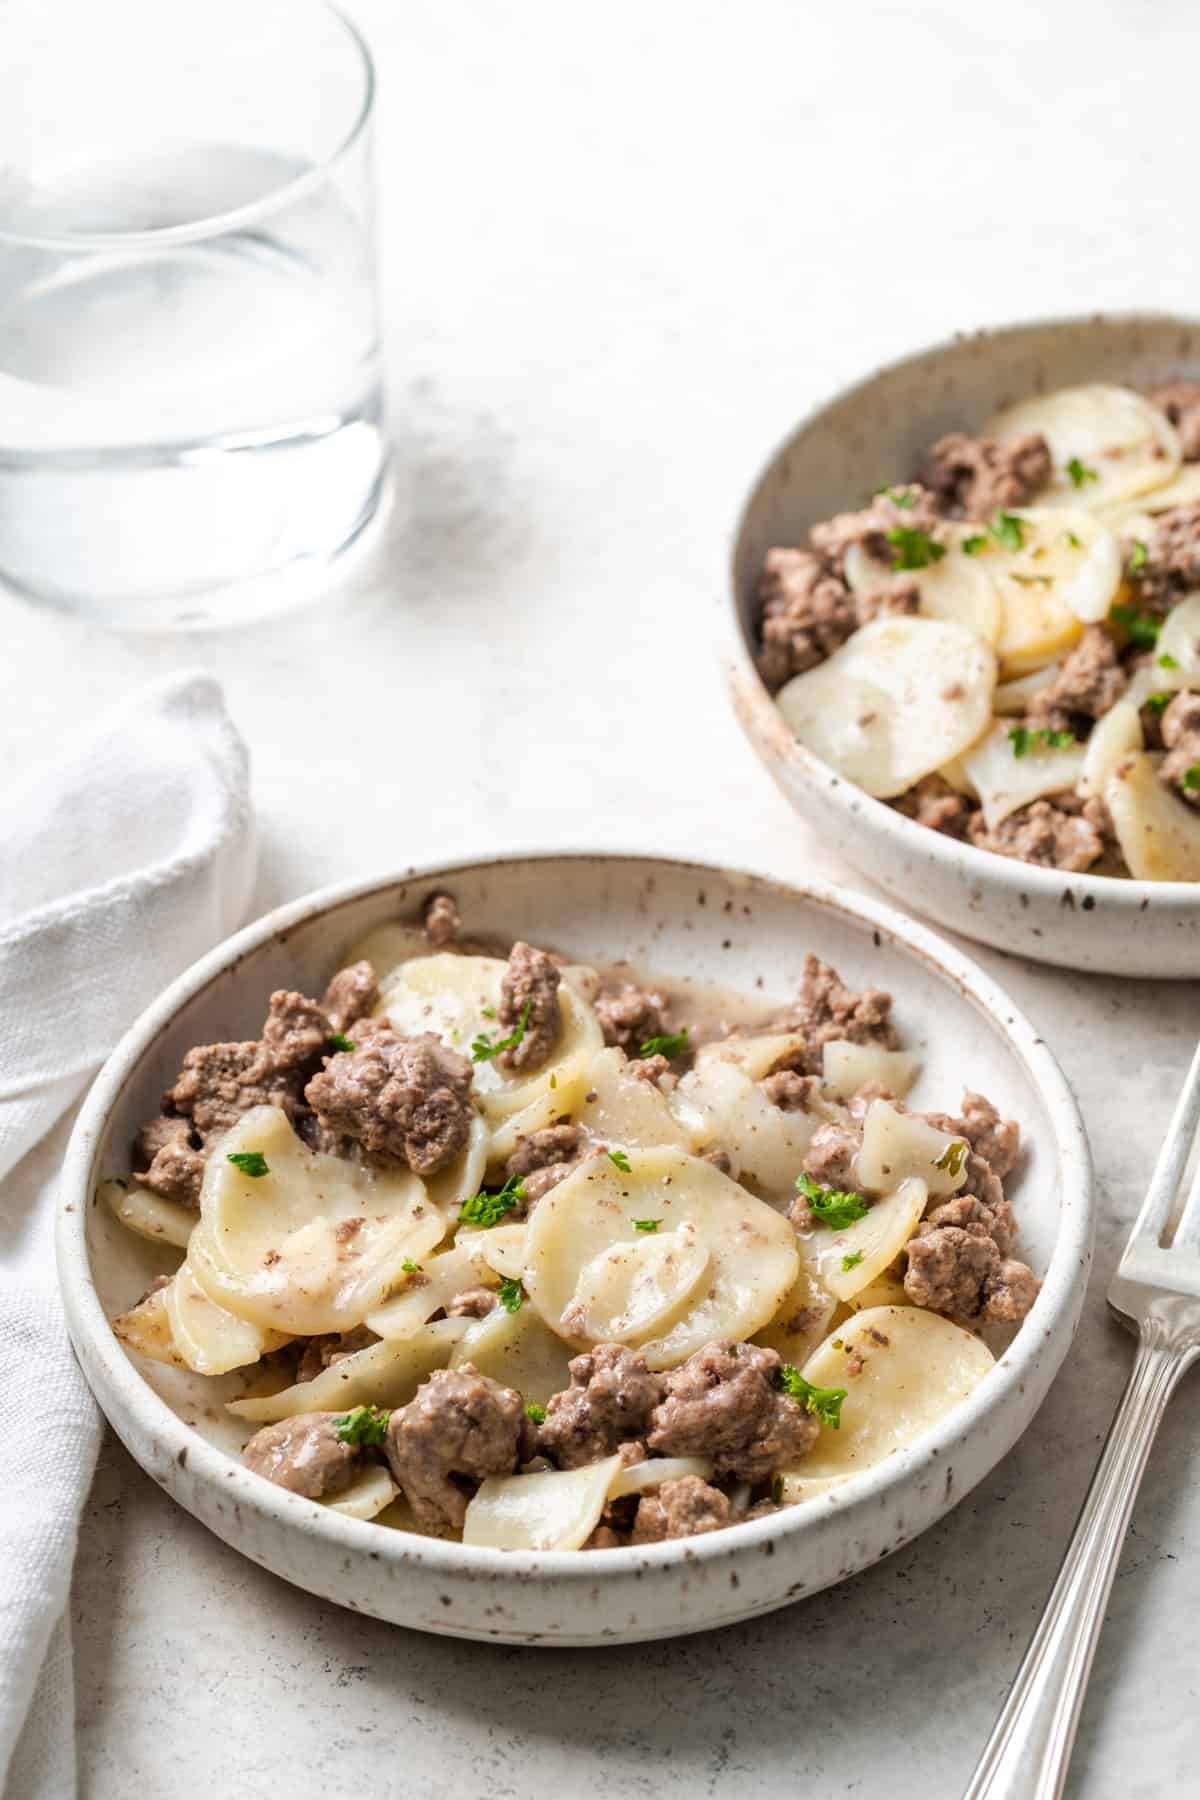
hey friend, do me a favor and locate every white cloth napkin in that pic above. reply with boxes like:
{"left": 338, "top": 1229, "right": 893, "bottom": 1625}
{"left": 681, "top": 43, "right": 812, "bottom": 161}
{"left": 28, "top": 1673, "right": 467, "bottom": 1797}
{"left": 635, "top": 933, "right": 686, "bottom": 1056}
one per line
{"left": 0, "top": 671, "right": 256, "bottom": 1799}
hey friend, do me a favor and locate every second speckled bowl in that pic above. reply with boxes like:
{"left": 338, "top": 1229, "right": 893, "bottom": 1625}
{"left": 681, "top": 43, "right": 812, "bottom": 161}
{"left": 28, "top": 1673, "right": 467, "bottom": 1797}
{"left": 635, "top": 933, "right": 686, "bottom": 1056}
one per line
{"left": 725, "top": 312, "right": 1200, "bottom": 976}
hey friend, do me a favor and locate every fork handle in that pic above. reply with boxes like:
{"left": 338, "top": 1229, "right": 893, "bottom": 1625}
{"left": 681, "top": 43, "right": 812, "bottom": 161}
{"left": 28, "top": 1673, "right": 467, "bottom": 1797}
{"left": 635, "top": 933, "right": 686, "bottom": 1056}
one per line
{"left": 963, "top": 1334, "right": 1197, "bottom": 1800}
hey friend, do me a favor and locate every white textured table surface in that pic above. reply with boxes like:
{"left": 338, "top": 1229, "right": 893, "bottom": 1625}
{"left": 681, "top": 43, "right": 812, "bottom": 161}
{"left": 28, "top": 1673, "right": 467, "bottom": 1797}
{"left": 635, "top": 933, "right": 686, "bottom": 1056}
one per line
{"left": 6, "top": 1, "right": 1200, "bottom": 1793}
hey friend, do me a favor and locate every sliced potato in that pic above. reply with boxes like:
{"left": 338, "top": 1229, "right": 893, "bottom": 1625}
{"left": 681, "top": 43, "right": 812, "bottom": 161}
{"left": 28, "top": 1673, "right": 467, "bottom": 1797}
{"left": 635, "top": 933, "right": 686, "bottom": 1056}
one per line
{"left": 422, "top": 1112, "right": 489, "bottom": 1215}
{"left": 1078, "top": 700, "right": 1143, "bottom": 801}
{"left": 463, "top": 1455, "right": 621, "bottom": 1551}
{"left": 458, "top": 1221, "right": 527, "bottom": 1281}
{"left": 776, "top": 1471, "right": 853, "bottom": 1504}
{"left": 1146, "top": 595, "right": 1200, "bottom": 691}
{"left": 961, "top": 720, "right": 1087, "bottom": 830}
{"left": 1106, "top": 750, "right": 1200, "bottom": 881}
{"left": 524, "top": 1146, "right": 799, "bottom": 1369}
{"left": 227, "top": 1319, "right": 465, "bottom": 1423}
{"left": 752, "top": 1261, "right": 839, "bottom": 1366}
{"left": 342, "top": 921, "right": 429, "bottom": 988}
{"left": 844, "top": 533, "right": 1002, "bottom": 644}
{"left": 805, "top": 1178, "right": 927, "bottom": 1302}
{"left": 565, "top": 1222, "right": 711, "bottom": 1345}
{"left": 992, "top": 663, "right": 1062, "bottom": 715}
{"left": 572, "top": 1047, "right": 693, "bottom": 1152}
{"left": 449, "top": 1294, "right": 575, "bottom": 1405}
{"left": 165, "top": 1260, "right": 288, "bottom": 1376}
{"left": 775, "top": 616, "right": 996, "bottom": 799}
{"left": 1103, "top": 462, "right": 1200, "bottom": 519}
{"left": 978, "top": 511, "right": 1120, "bottom": 671}
{"left": 793, "top": 1306, "right": 995, "bottom": 1480}
{"left": 190, "top": 1106, "right": 444, "bottom": 1336}
{"left": 366, "top": 1240, "right": 495, "bottom": 1339}
{"left": 377, "top": 952, "right": 603, "bottom": 1123}
{"left": 325, "top": 1464, "right": 398, "bottom": 1520}
{"left": 670, "top": 1058, "right": 821, "bottom": 1199}
{"left": 697, "top": 1031, "right": 809, "bottom": 1082}
{"left": 848, "top": 1271, "right": 911, "bottom": 1310}
{"left": 988, "top": 384, "right": 1181, "bottom": 511}
{"left": 609, "top": 1457, "right": 714, "bottom": 1499}
{"left": 857, "top": 1099, "right": 968, "bottom": 1199}
{"left": 112, "top": 1283, "right": 187, "bottom": 1368}
{"left": 101, "top": 1178, "right": 194, "bottom": 1250}
{"left": 821, "top": 1040, "right": 919, "bottom": 1101}
{"left": 485, "top": 1066, "right": 590, "bottom": 1167}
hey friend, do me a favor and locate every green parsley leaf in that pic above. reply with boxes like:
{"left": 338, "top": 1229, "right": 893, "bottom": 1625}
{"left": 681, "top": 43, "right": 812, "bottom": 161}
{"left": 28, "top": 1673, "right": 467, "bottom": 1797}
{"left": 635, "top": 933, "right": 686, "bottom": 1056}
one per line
{"left": 961, "top": 533, "right": 988, "bottom": 556}
{"left": 1008, "top": 725, "right": 1076, "bottom": 759}
{"left": 608, "top": 1149, "right": 632, "bottom": 1172}
{"left": 640, "top": 1028, "right": 690, "bottom": 1059}
{"left": 1143, "top": 690, "right": 1174, "bottom": 717}
{"left": 841, "top": 1250, "right": 865, "bottom": 1272}
{"left": 1008, "top": 572, "right": 1055, "bottom": 587}
{"left": 459, "top": 1174, "right": 525, "bottom": 1228}
{"left": 480, "top": 1004, "right": 497, "bottom": 1019}
{"left": 1159, "top": 651, "right": 1180, "bottom": 670}
{"left": 333, "top": 1404, "right": 390, "bottom": 1447}
{"left": 525, "top": 1402, "right": 547, "bottom": 1426}
{"left": 795, "top": 1171, "right": 870, "bottom": 1230}
{"left": 226, "top": 1150, "right": 269, "bottom": 1178}
{"left": 1184, "top": 765, "right": 1200, "bottom": 793}
{"left": 1110, "top": 603, "right": 1161, "bottom": 647}
{"left": 328, "top": 1032, "right": 355, "bottom": 1054}
{"left": 1066, "top": 456, "right": 1099, "bottom": 489}
{"left": 1128, "top": 539, "right": 1149, "bottom": 574}
{"left": 633, "top": 1218, "right": 661, "bottom": 1233}
{"left": 401, "top": 1257, "right": 421, "bottom": 1274}
{"left": 990, "top": 511, "right": 1026, "bottom": 551}
{"left": 498, "top": 1277, "right": 523, "bottom": 1314}
{"left": 933, "top": 1139, "right": 969, "bottom": 1178}
{"left": 886, "top": 525, "right": 945, "bottom": 571}
{"left": 831, "top": 1338, "right": 845, "bottom": 1351}
{"left": 471, "top": 999, "right": 532, "bottom": 1063}
{"left": 1062, "top": 529, "right": 1082, "bottom": 549}
{"left": 775, "top": 1364, "right": 847, "bottom": 1429}
{"left": 874, "top": 483, "right": 916, "bottom": 509}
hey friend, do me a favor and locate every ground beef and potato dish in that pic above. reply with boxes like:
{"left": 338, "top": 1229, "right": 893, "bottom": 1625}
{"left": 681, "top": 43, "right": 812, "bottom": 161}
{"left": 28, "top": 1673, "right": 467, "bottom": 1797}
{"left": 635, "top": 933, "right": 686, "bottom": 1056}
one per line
{"left": 106, "top": 898, "right": 1034, "bottom": 1551}
{"left": 756, "top": 379, "right": 1200, "bottom": 881}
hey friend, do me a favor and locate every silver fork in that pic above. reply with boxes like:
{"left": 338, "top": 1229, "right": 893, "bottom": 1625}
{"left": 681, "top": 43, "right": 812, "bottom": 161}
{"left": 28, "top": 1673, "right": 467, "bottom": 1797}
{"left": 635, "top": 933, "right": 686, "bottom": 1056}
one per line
{"left": 964, "top": 1039, "right": 1200, "bottom": 1800}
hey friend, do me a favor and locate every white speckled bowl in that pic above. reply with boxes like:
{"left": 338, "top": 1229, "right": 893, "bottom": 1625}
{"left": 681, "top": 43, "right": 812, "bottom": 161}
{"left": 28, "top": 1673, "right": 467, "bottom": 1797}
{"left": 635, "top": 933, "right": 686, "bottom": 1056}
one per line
{"left": 57, "top": 854, "right": 1092, "bottom": 1644}
{"left": 726, "top": 312, "right": 1200, "bottom": 976}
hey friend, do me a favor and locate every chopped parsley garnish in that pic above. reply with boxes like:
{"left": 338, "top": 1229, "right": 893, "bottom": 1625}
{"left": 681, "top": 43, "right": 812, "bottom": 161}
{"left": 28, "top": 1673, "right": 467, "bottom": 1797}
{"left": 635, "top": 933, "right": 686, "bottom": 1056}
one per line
{"left": 1184, "top": 765, "right": 1200, "bottom": 793}
{"left": 333, "top": 1405, "right": 390, "bottom": 1447}
{"left": 1144, "top": 691, "right": 1174, "bottom": 717}
{"left": 633, "top": 1218, "right": 661, "bottom": 1233}
{"left": 498, "top": 1277, "right": 524, "bottom": 1314}
{"left": 1066, "top": 456, "right": 1099, "bottom": 489}
{"left": 1008, "top": 573, "right": 1055, "bottom": 587}
{"left": 1159, "top": 651, "right": 1180, "bottom": 670}
{"left": 525, "top": 1402, "right": 547, "bottom": 1426}
{"left": 775, "top": 1364, "right": 847, "bottom": 1429}
{"left": 1128, "top": 539, "right": 1149, "bottom": 575}
{"left": 459, "top": 1174, "right": 525, "bottom": 1227}
{"left": 841, "top": 1250, "right": 865, "bottom": 1272}
{"left": 401, "top": 1258, "right": 421, "bottom": 1274}
{"left": 874, "top": 483, "right": 917, "bottom": 509}
{"left": 1008, "top": 725, "right": 1076, "bottom": 759}
{"left": 1110, "top": 603, "right": 1161, "bottom": 647}
{"left": 480, "top": 1004, "right": 497, "bottom": 1019}
{"left": 227, "top": 1150, "right": 269, "bottom": 1178}
{"left": 328, "top": 1032, "right": 355, "bottom": 1054}
{"left": 608, "top": 1149, "right": 632, "bottom": 1172}
{"left": 934, "top": 1139, "right": 969, "bottom": 1178}
{"left": 990, "top": 510, "right": 1026, "bottom": 551}
{"left": 640, "top": 1028, "right": 690, "bottom": 1059}
{"left": 471, "top": 999, "right": 532, "bottom": 1063}
{"left": 961, "top": 533, "right": 989, "bottom": 556}
{"left": 1062, "top": 529, "right": 1083, "bottom": 549}
{"left": 795, "top": 1171, "right": 870, "bottom": 1229}
{"left": 886, "top": 525, "right": 945, "bottom": 571}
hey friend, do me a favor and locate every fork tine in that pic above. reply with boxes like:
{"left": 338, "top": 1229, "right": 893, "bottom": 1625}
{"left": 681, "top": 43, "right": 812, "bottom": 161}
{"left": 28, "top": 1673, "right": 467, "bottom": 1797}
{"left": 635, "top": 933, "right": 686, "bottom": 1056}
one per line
{"left": 1169, "top": 1131, "right": 1200, "bottom": 1251}
{"left": 1126, "top": 1035, "right": 1200, "bottom": 1247}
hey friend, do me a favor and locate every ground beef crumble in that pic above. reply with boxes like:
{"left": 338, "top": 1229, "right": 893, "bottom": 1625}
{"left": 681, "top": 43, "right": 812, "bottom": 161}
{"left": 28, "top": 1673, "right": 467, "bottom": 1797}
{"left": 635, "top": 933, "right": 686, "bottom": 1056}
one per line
{"left": 1149, "top": 381, "right": 1200, "bottom": 461}
{"left": 505, "top": 1122, "right": 586, "bottom": 1209}
{"left": 1129, "top": 502, "right": 1200, "bottom": 607}
{"left": 242, "top": 1413, "right": 362, "bottom": 1500}
{"left": 893, "top": 774, "right": 978, "bottom": 840}
{"left": 756, "top": 547, "right": 858, "bottom": 688}
{"left": 767, "top": 953, "right": 897, "bottom": 1073}
{"left": 498, "top": 941, "right": 562, "bottom": 1071}
{"left": 305, "top": 1023, "right": 474, "bottom": 1174}
{"left": 1025, "top": 625, "right": 1127, "bottom": 732}
{"left": 919, "top": 430, "right": 1052, "bottom": 518}
{"left": 647, "top": 1341, "right": 818, "bottom": 1481}
{"left": 808, "top": 485, "right": 942, "bottom": 574}
{"left": 1158, "top": 691, "right": 1200, "bottom": 806}
{"left": 384, "top": 1365, "right": 532, "bottom": 1532}
{"left": 537, "top": 1344, "right": 665, "bottom": 1469}
{"left": 968, "top": 798, "right": 1107, "bottom": 873}
{"left": 423, "top": 892, "right": 461, "bottom": 948}
{"left": 631, "top": 1476, "right": 732, "bottom": 1544}
{"left": 594, "top": 982, "right": 669, "bottom": 1058}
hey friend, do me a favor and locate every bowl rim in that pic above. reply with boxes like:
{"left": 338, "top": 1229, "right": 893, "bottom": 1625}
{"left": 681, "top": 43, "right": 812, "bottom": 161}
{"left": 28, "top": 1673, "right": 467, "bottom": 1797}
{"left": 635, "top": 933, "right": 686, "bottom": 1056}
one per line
{"left": 724, "top": 307, "right": 1200, "bottom": 909}
{"left": 57, "top": 850, "right": 1094, "bottom": 1584}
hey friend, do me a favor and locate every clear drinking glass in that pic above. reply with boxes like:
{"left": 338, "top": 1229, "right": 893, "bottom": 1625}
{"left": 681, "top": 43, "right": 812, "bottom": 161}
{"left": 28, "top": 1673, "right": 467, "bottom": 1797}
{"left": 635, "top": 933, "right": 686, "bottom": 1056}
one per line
{"left": 0, "top": 0, "right": 386, "bottom": 627}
